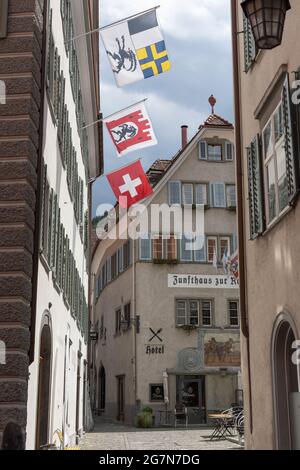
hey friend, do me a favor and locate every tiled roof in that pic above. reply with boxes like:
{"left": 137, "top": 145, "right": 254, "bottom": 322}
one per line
{"left": 147, "top": 159, "right": 173, "bottom": 186}
{"left": 201, "top": 113, "right": 233, "bottom": 129}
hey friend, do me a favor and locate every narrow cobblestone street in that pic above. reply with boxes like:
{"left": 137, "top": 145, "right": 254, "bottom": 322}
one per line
{"left": 80, "top": 418, "right": 243, "bottom": 451}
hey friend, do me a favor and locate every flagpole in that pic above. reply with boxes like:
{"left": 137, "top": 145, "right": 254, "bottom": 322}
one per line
{"left": 66, "top": 6, "right": 160, "bottom": 44}
{"left": 80, "top": 99, "right": 148, "bottom": 131}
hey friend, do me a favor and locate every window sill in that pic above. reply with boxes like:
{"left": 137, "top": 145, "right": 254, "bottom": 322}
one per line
{"left": 40, "top": 251, "right": 51, "bottom": 274}
{"left": 262, "top": 203, "right": 294, "bottom": 237}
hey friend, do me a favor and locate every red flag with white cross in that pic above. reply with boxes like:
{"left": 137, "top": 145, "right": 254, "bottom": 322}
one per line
{"left": 106, "top": 160, "right": 153, "bottom": 208}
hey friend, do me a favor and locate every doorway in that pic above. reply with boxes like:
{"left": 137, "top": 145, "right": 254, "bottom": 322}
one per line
{"left": 117, "top": 375, "right": 125, "bottom": 422}
{"left": 35, "top": 321, "right": 52, "bottom": 449}
{"left": 273, "top": 316, "right": 300, "bottom": 449}
{"left": 98, "top": 365, "right": 106, "bottom": 414}
{"left": 176, "top": 375, "right": 206, "bottom": 424}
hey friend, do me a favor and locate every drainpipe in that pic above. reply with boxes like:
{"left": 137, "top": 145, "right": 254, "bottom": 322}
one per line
{"left": 29, "top": 0, "right": 48, "bottom": 363}
{"left": 231, "top": 0, "right": 253, "bottom": 433}
{"left": 132, "top": 238, "right": 138, "bottom": 408}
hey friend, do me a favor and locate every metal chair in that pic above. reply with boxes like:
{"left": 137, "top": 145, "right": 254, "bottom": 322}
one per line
{"left": 174, "top": 403, "right": 188, "bottom": 429}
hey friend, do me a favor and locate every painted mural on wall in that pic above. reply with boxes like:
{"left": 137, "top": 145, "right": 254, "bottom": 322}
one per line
{"left": 204, "top": 332, "right": 240, "bottom": 367}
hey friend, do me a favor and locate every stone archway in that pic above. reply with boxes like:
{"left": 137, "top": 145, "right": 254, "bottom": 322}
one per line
{"left": 35, "top": 314, "right": 52, "bottom": 449}
{"left": 272, "top": 313, "right": 300, "bottom": 449}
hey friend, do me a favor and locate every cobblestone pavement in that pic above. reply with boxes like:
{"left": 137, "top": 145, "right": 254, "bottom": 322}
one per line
{"left": 80, "top": 419, "right": 243, "bottom": 451}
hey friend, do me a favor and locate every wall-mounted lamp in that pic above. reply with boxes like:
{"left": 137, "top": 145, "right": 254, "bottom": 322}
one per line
{"left": 241, "top": 0, "right": 291, "bottom": 50}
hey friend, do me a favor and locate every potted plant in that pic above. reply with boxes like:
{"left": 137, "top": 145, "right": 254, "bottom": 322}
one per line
{"left": 137, "top": 406, "right": 153, "bottom": 428}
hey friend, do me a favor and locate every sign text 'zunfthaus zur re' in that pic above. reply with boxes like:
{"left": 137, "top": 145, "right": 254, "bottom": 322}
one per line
{"left": 168, "top": 274, "right": 239, "bottom": 289}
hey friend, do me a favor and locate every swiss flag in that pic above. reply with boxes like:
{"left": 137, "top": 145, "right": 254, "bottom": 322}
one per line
{"left": 106, "top": 160, "right": 153, "bottom": 208}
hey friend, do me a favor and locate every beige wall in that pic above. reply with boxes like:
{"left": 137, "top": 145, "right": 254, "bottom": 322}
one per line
{"left": 235, "top": 0, "right": 300, "bottom": 450}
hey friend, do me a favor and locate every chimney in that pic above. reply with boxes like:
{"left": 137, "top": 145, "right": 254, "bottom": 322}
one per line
{"left": 181, "top": 125, "right": 188, "bottom": 149}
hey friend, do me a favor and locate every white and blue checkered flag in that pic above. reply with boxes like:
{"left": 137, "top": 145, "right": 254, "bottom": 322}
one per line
{"left": 101, "top": 7, "right": 171, "bottom": 87}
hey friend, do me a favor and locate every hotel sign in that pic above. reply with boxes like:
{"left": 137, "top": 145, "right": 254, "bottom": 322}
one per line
{"left": 168, "top": 274, "right": 239, "bottom": 289}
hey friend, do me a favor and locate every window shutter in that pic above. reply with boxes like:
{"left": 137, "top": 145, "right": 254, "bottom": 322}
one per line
{"left": 47, "top": 189, "right": 54, "bottom": 264}
{"left": 213, "top": 183, "right": 226, "bottom": 208}
{"left": 243, "top": 15, "right": 256, "bottom": 72}
{"left": 282, "top": 74, "right": 298, "bottom": 201}
{"left": 51, "top": 197, "right": 59, "bottom": 272}
{"left": 180, "top": 235, "right": 193, "bottom": 262}
{"left": 140, "top": 237, "right": 152, "bottom": 261}
{"left": 118, "top": 247, "right": 123, "bottom": 273}
{"left": 199, "top": 141, "right": 207, "bottom": 160}
{"left": 40, "top": 161, "right": 47, "bottom": 253}
{"left": 225, "top": 142, "right": 234, "bottom": 161}
{"left": 182, "top": 183, "right": 193, "bottom": 205}
{"left": 176, "top": 300, "right": 187, "bottom": 326}
{"left": 195, "top": 184, "right": 207, "bottom": 205}
{"left": 168, "top": 181, "right": 181, "bottom": 205}
{"left": 247, "top": 135, "right": 265, "bottom": 239}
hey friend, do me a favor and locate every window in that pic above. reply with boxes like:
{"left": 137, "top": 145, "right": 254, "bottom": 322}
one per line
{"left": 199, "top": 141, "right": 207, "bottom": 160}
{"left": 166, "top": 236, "right": 177, "bottom": 260}
{"left": 195, "top": 184, "right": 207, "bottom": 205}
{"left": 123, "top": 241, "right": 131, "bottom": 269}
{"left": 220, "top": 237, "right": 230, "bottom": 260}
{"left": 182, "top": 183, "right": 194, "bottom": 205}
{"left": 139, "top": 236, "right": 152, "bottom": 261}
{"left": 176, "top": 300, "right": 200, "bottom": 327}
{"left": 106, "top": 257, "right": 111, "bottom": 283}
{"left": 115, "top": 309, "right": 122, "bottom": 335}
{"left": 228, "top": 301, "right": 239, "bottom": 327}
{"left": 180, "top": 235, "right": 193, "bottom": 262}
{"left": 207, "top": 237, "right": 217, "bottom": 263}
{"left": 153, "top": 236, "right": 163, "bottom": 260}
{"left": 118, "top": 246, "right": 123, "bottom": 273}
{"left": 168, "top": 181, "right": 181, "bottom": 205}
{"left": 111, "top": 253, "right": 117, "bottom": 280}
{"left": 225, "top": 142, "right": 234, "bottom": 161}
{"left": 101, "top": 263, "right": 106, "bottom": 288}
{"left": 226, "top": 185, "right": 236, "bottom": 208}
{"left": 201, "top": 300, "right": 212, "bottom": 326}
{"left": 211, "top": 183, "right": 226, "bottom": 208}
{"left": 263, "top": 102, "right": 289, "bottom": 224}
{"left": 208, "top": 144, "right": 222, "bottom": 161}
{"left": 124, "top": 303, "right": 131, "bottom": 329}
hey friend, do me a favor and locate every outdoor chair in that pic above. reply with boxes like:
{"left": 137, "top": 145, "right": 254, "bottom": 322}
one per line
{"left": 235, "top": 412, "right": 244, "bottom": 445}
{"left": 174, "top": 403, "right": 188, "bottom": 429}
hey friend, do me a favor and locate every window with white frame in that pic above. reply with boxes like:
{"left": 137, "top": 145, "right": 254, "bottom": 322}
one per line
{"left": 118, "top": 246, "right": 123, "bottom": 273}
{"left": 168, "top": 181, "right": 181, "bottom": 205}
{"left": 207, "top": 144, "right": 222, "bottom": 161}
{"left": 139, "top": 236, "right": 152, "bottom": 261}
{"left": 220, "top": 236, "right": 231, "bottom": 260}
{"left": 195, "top": 183, "right": 208, "bottom": 205}
{"left": 182, "top": 183, "right": 194, "bottom": 205}
{"left": 226, "top": 185, "right": 236, "bottom": 208}
{"left": 211, "top": 183, "right": 226, "bottom": 208}
{"left": 201, "top": 300, "right": 212, "bottom": 326}
{"left": 153, "top": 235, "right": 177, "bottom": 261}
{"left": 176, "top": 300, "right": 200, "bottom": 327}
{"left": 111, "top": 253, "right": 117, "bottom": 280}
{"left": 207, "top": 236, "right": 217, "bottom": 263}
{"left": 263, "top": 102, "right": 288, "bottom": 224}
{"left": 228, "top": 300, "right": 239, "bottom": 327}
{"left": 225, "top": 142, "right": 234, "bottom": 161}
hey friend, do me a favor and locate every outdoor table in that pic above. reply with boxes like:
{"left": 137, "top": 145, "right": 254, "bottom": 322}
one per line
{"left": 208, "top": 413, "right": 234, "bottom": 441}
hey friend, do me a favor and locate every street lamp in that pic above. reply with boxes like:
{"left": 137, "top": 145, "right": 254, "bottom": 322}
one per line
{"left": 241, "top": 0, "right": 291, "bottom": 50}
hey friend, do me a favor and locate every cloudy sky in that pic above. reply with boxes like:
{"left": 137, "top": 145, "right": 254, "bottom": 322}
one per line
{"left": 92, "top": 0, "right": 233, "bottom": 215}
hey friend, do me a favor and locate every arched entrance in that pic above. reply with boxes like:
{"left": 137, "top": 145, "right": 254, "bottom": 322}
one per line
{"left": 272, "top": 313, "right": 300, "bottom": 449}
{"left": 35, "top": 315, "right": 52, "bottom": 449}
{"left": 98, "top": 365, "right": 106, "bottom": 414}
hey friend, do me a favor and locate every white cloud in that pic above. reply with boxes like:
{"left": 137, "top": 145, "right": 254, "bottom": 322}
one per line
{"left": 100, "top": 0, "right": 231, "bottom": 42}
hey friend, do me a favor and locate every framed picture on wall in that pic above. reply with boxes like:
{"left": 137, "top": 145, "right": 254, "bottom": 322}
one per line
{"left": 149, "top": 384, "right": 164, "bottom": 402}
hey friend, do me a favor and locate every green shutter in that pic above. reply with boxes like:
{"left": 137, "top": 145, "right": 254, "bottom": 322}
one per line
{"left": 243, "top": 15, "right": 256, "bottom": 72}
{"left": 47, "top": 189, "right": 54, "bottom": 263}
{"left": 282, "top": 74, "right": 299, "bottom": 201}
{"left": 40, "top": 161, "right": 47, "bottom": 253}
{"left": 47, "top": 9, "right": 53, "bottom": 86}
{"left": 248, "top": 135, "right": 265, "bottom": 239}
{"left": 84, "top": 210, "right": 89, "bottom": 252}
{"left": 51, "top": 194, "right": 58, "bottom": 271}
